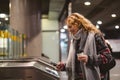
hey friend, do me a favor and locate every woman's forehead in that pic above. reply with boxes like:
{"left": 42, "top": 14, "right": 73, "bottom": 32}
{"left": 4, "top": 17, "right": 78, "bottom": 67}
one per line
{"left": 67, "top": 17, "right": 74, "bottom": 22}
{"left": 66, "top": 16, "right": 75, "bottom": 24}
{"left": 67, "top": 15, "right": 81, "bottom": 25}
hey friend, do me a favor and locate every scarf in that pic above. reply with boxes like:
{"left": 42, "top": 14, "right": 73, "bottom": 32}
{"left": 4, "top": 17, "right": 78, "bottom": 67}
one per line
{"left": 66, "top": 29, "right": 87, "bottom": 80}
{"left": 71, "top": 29, "right": 82, "bottom": 40}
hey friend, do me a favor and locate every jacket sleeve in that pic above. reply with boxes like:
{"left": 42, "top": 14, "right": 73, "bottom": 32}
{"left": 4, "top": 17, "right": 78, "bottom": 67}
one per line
{"left": 87, "top": 33, "right": 112, "bottom": 66}
{"left": 94, "top": 33, "right": 112, "bottom": 65}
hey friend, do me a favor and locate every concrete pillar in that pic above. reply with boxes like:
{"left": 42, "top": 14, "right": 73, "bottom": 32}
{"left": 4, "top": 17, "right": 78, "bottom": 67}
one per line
{"left": 10, "top": 0, "right": 42, "bottom": 58}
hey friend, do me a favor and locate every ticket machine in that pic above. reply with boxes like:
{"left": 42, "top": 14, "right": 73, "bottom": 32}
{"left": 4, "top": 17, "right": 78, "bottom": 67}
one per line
{"left": 0, "top": 58, "right": 60, "bottom": 80}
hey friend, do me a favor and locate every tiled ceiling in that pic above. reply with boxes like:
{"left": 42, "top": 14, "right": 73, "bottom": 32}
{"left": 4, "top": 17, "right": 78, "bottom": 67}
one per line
{"left": 48, "top": 0, "right": 65, "bottom": 20}
{"left": 0, "top": 0, "right": 9, "bottom": 14}
{"left": 72, "top": 0, "right": 120, "bottom": 39}
{"left": 0, "top": 0, "right": 120, "bottom": 39}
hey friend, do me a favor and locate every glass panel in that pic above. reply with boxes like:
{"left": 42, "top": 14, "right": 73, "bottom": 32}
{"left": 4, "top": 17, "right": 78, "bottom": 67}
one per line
{"left": 0, "top": 25, "right": 26, "bottom": 60}
{"left": 41, "top": 31, "right": 59, "bottom": 63}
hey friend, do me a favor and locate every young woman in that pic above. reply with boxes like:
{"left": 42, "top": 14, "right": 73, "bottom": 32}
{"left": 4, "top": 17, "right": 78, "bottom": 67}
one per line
{"left": 56, "top": 13, "right": 114, "bottom": 80}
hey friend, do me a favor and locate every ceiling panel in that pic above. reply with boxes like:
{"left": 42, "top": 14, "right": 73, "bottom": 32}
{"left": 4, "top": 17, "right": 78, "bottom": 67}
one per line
{"left": 0, "top": 0, "right": 9, "bottom": 14}
{"left": 72, "top": 0, "right": 103, "bottom": 16}
{"left": 48, "top": 0, "right": 65, "bottom": 20}
{"left": 0, "top": 0, "right": 120, "bottom": 39}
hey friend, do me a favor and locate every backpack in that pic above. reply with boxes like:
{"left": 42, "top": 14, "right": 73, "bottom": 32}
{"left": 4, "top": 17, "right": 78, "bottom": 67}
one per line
{"left": 99, "top": 42, "right": 116, "bottom": 74}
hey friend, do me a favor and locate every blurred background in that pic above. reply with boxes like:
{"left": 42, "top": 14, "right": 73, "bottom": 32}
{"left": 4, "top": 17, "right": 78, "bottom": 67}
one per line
{"left": 0, "top": 0, "right": 120, "bottom": 80}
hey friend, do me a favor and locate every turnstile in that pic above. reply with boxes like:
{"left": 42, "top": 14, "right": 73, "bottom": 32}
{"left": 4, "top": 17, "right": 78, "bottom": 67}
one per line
{"left": 0, "top": 58, "right": 60, "bottom": 80}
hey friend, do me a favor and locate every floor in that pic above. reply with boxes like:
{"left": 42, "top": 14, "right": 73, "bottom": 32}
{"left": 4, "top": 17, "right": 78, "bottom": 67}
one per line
{"left": 110, "top": 59, "right": 120, "bottom": 80}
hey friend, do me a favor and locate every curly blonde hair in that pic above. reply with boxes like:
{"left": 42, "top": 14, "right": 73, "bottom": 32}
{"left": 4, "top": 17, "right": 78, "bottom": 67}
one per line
{"left": 66, "top": 13, "right": 101, "bottom": 34}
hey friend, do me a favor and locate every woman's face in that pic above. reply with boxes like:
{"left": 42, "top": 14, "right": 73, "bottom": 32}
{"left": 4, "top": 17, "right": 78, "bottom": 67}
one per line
{"left": 66, "top": 17, "right": 80, "bottom": 35}
{"left": 67, "top": 24, "right": 79, "bottom": 35}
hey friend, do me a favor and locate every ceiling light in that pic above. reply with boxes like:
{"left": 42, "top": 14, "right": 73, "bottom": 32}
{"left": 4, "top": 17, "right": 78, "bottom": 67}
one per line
{"left": 111, "top": 14, "right": 117, "bottom": 17}
{"left": 5, "top": 17, "right": 9, "bottom": 21}
{"left": 115, "top": 25, "right": 119, "bottom": 29}
{"left": 97, "top": 20, "right": 102, "bottom": 25}
{"left": 60, "top": 29, "right": 65, "bottom": 33}
{"left": 0, "top": 14, "right": 6, "bottom": 18}
{"left": 63, "top": 25, "right": 68, "bottom": 29}
{"left": 84, "top": 1, "right": 91, "bottom": 6}
{"left": 96, "top": 24, "right": 100, "bottom": 29}
{"left": 9, "top": 3, "right": 11, "bottom": 9}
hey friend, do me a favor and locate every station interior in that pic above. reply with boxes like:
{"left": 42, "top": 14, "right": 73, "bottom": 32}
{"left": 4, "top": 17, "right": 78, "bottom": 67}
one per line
{"left": 0, "top": 0, "right": 120, "bottom": 80}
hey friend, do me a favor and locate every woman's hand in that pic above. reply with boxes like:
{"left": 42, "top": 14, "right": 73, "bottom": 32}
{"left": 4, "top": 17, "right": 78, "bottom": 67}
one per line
{"left": 56, "top": 62, "right": 65, "bottom": 71}
{"left": 77, "top": 54, "right": 88, "bottom": 63}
